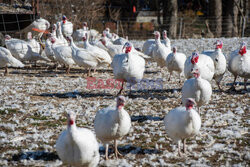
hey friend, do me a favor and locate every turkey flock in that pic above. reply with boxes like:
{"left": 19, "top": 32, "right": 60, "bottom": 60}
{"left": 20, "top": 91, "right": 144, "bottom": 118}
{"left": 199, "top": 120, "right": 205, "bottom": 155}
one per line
{"left": 0, "top": 16, "right": 249, "bottom": 166}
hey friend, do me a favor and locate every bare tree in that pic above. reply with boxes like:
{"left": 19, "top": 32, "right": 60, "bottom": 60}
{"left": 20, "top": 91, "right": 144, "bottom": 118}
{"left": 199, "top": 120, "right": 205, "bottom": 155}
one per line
{"left": 39, "top": 0, "right": 105, "bottom": 30}
{"left": 209, "top": 0, "right": 222, "bottom": 37}
{"left": 108, "top": 5, "right": 121, "bottom": 22}
{"left": 222, "top": 0, "right": 239, "bottom": 37}
{"left": 235, "top": 0, "right": 248, "bottom": 36}
{"left": 163, "top": 0, "right": 178, "bottom": 38}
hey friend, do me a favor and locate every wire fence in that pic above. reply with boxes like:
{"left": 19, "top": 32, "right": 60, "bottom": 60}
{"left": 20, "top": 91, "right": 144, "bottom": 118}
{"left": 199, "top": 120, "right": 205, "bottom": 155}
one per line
{"left": 1, "top": 17, "right": 249, "bottom": 41}
{"left": 0, "top": 0, "right": 249, "bottom": 41}
{"left": 96, "top": 16, "right": 250, "bottom": 40}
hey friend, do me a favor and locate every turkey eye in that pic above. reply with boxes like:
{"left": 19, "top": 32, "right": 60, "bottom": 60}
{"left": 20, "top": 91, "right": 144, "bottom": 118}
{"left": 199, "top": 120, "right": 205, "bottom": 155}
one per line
{"left": 215, "top": 58, "right": 218, "bottom": 62}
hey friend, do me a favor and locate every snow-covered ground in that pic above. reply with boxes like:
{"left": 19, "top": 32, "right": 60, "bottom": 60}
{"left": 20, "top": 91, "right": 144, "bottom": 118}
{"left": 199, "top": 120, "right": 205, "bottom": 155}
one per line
{"left": 0, "top": 37, "right": 249, "bottom": 166}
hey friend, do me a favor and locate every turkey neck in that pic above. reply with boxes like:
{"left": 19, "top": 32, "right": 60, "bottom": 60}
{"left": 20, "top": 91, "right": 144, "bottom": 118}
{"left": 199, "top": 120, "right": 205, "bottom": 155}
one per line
{"left": 83, "top": 38, "right": 90, "bottom": 48}
{"left": 69, "top": 40, "right": 78, "bottom": 55}
{"left": 67, "top": 121, "right": 77, "bottom": 135}
{"left": 52, "top": 29, "right": 57, "bottom": 38}
{"left": 115, "top": 106, "right": 125, "bottom": 123}
{"left": 57, "top": 24, "right": 63, "bottom": 37}
{"left": 155, "top": 36, "right": 161, "bottom": 45}
{"left": 185, "top": 109, "right": 194, "bottom": 123}
{"left": 215, "top": 48, "right": 222, "bottom": 55}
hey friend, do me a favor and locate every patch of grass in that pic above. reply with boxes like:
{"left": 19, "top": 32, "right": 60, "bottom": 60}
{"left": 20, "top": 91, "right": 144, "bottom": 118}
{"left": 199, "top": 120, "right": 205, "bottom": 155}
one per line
{"left": 29, "top": 115, "right": 48, "bottom": 120}
{"left": 31, "top": 122, "right": 41, "bottom": 126}
{"left": 0, "top": 108, "right": 18, "bottom": 115}
{"left": 47, "top": 122, "right": 59, "bottom": 127}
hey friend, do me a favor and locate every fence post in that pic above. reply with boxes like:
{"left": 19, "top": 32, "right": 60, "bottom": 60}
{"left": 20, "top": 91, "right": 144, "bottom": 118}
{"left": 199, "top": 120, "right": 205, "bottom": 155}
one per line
{"left": 1, "top": 15, "right": 6, "bottom": 34}
{"left": 179, "top": 17, "right": 183, "bottom": 39}
{"left": 242, "top": 17, "right": 245, "bottom": 37}
{"left": 117, "top": 20, "right": 119, "bottom": 35}
{"left": 15, "top": 14, "right": 21, "bottom": 38}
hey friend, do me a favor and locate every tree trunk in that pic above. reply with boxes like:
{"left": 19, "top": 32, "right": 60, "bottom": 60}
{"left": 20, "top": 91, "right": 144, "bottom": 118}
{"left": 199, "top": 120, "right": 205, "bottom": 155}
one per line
{"left": 243, "top": 0, "right": 249, "bottom": 17}
{"left": 155, "top": 0, "right": 161, "bottom": 25}
{"left": 232, "top": 0, "right": 239, "bottom": 36}
{"left": 163, "top": 0, "right": 178, "bottom": 38}
{"left": 209, "top": 0, "right": 222, "bottom": 37}
{"left": 242, "top": 0, "right": 249, "bottom": 36}
{"left": 222, "top": 0, "right": 239, "bottom": 37}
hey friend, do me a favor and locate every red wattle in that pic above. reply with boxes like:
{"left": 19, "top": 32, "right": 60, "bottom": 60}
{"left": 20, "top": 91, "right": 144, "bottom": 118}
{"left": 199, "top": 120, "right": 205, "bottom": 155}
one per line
{"left": 186, "top": 104, "right": 193, "bottom": 110}
{"left": 216, "top": 44, "right": 223, "bottom": 49}
{"left": 70, "top": 120, "right": 74, "bottom": 125}
{"left": 191, "top": 56, "right": 199, "bottom": 64}
{"left": 125, "top": 47, "right": 132, "bottom": 53}
{"left": 239, "top": 47, "right": 246, "bottom": 56}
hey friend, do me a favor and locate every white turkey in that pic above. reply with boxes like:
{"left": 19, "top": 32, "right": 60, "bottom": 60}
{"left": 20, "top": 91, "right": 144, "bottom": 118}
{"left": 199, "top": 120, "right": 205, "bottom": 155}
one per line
{"left": 26, "top": 32, "right": 49, "bottom": 65}
{"left": 0, "top": 47, "right": 24, "bottom": 75}
{"left": 100, "top": 34, "right": 123, "bottom": 58}
{"left": 26, "top": 32, "right": 41, "bottom": 54}
{"left": 67, "top": 36, "right": 101, "bottom": 76}
{"left": 50, "top": 37, "right": 75, "bottom": 74}
{"left": 142, "top": 38, "right": 155, "bottom": 57}
{"left": 103, "top": 27, "right": 113, "bottom": 39}
{"left": 111, "top": 33, "right": 119, "bottom": 43}
{"left": 164, "top": 98, "right": 201, "bottom": 156}
{"left": 5, "top": 35, "right": 48, "bottom": 63}
{"left": 152, "top": 31, "right": 171, "bottom": 68}
{"left": 184, "top": 52, "right": 215, "bottom": 82}
{"left": 89, "top": 29, "right": 100, "bottom": 42}
{"left": 202, "top": 40, "right": 226, "bottom": 90}
{"left": 5, "top": 35, "right": 29, "bottom": 60}
{"left": 45, "top": 33, "right": 56, "bottom": 62}
{"left": 56, "top": 22, "right": 68, "bottom": 46}
{"left": 166, "top": 46, "right": 186, "bottom": 82}
{"left": 162, "top": 30, "right": 171, "bottom": 49}
{"left": 73, "top": 22, "right": 89, "bottom": 41}
{"left": 228, "top": 42, "right": 250, "bottom": 91}
{"left": 51, "top": 24, "right": 57, "bottom": 38}
{"left": 142, "top": 30, "right": 170, "bottom": 58}
{"left": 113, "top": 36, "right": 128, "bottom": 45}
{"left": 26, "top": 18, "right": 50, "bottom": 42}
{"left": 56, "top": 111, "right": 100, "bottom": 167}
{"left": 111, "top": 42, "right": 145, "bottom": 95}
{"left": 44, "top": 24, "right": 60, "bottom": 62}
{"left": 60, "top": 15, "right": 73, "bottom": 37}
{"left": 181, "top": 68, "right": 212, "bottom": 113}
{"left": 81, "top": 32, "right": 111, "bottom": 68}
{"left": 94, "top": 96, "right": 131, "bottom": 160}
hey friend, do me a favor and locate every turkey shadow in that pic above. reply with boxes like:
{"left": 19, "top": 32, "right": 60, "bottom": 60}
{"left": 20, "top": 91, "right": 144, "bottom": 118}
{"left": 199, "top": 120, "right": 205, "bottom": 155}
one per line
{"left": 8, "top": 66, "right": 113, "bottom": 77}
{"left": 10, "top": 67, "right": 87, "bottom": 76}
{"left": 125, "top": 88, "right": 181, "bottom": 99}
{"left": 37, "top": 91, "right": 114, "bottom": 99}
{"left": 99, "top": 144, "right": 161, "bottom": 156}
{"left": 94, "top": 69, "right": 113, "bottom": 73}
{"left": 12, "top": 151, "right": 59, "bottom": 161}
{"left": 144, "top": 70, "right": 159, "bottom": 74}
{"left": 226, "top": 81, "right": 250, "bottom": 87}
{"left": 131, "top": 115, "right": 164, "bottom": 123}
{"left": 221, "top": 81, "right": 250, "bottom": 94}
